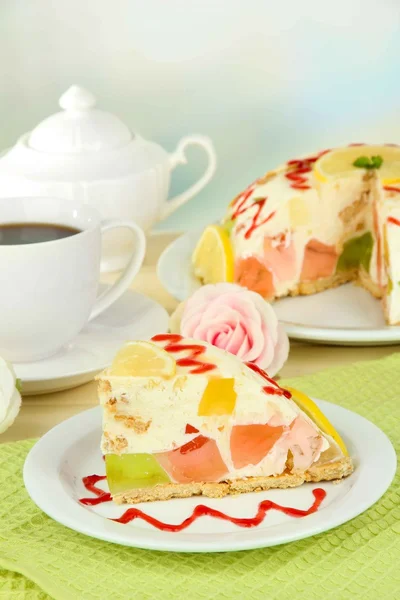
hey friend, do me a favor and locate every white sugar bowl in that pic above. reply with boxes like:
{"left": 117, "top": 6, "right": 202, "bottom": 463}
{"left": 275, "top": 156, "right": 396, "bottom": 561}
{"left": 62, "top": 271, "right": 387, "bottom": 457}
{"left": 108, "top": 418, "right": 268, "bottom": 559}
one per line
{"left": 0, "top": 85, "right": 216, "bottom": 271}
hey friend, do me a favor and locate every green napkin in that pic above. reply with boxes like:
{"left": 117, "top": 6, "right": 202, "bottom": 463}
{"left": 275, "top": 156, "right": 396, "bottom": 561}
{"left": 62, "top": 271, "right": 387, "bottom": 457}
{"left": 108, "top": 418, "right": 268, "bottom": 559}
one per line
{"left": 0, "top": 355, "right": 399, "bottom": 600}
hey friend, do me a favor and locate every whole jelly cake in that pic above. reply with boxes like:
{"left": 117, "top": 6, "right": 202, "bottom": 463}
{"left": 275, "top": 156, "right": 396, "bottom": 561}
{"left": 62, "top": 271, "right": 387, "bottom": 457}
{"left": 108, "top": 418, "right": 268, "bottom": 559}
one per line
{"left": 192, "top": 144, "right": 400, "bottom": 325}
{"left": 97, "top": 335, "right": 352, "bottom": 504}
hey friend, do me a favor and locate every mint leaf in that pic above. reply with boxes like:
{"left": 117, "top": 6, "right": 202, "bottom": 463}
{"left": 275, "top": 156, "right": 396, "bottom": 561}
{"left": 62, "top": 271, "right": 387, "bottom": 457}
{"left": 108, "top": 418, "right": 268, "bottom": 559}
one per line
{"left": 371, "top": 155, "right": 383, "bottom": 169}
{"left": 353, "top": 155, "right": 383, "bottom": 170}
{"left": 353, "top": 156, "right": 370, "bottom": 168}
{"left": 16, "top": 378, "right": 22, "bottom": 393}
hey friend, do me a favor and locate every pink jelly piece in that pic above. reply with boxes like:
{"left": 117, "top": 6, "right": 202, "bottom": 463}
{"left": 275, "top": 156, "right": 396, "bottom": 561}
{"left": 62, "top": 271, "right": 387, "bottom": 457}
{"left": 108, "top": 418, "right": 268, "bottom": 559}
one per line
{"left": 156, "top": 436, "right": 228, "bottom": 483}
{"left": 230, "top": 423, "right": 285, "bottom": 469}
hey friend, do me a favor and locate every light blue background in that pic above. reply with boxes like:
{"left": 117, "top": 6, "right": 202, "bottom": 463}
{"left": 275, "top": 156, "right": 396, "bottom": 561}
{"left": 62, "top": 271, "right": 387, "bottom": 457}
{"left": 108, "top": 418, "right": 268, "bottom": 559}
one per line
{"left": 1, "top": 0, "right": 400, "bottom": 230}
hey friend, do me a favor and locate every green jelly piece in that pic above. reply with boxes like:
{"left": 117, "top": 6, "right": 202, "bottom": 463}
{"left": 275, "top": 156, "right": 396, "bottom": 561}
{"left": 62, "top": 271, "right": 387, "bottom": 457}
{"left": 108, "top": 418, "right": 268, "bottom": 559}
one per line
{"left": 387, "top": 277, "right": 393, "bottom": 294}
{"left": 336, "top": 232, "right": 373, "bottom": 273}
{"left": 105, "top": 453, "right": 170, "bottom": 494}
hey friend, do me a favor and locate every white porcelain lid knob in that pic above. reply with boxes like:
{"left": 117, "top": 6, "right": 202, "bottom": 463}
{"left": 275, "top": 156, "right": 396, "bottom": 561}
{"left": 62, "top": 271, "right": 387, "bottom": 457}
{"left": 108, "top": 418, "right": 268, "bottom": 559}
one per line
{"left": 27, "top": 85, "right": 132, "bottom": 154}
{"left": 59, "top": 85, "right": 97, "bottom": 111}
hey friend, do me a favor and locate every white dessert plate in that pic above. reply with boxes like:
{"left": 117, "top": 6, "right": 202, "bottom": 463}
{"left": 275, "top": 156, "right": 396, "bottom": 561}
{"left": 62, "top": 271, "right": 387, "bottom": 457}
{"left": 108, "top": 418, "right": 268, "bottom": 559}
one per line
{"left": 157, "top": 230, "right": 400, "bottom": 346}
{"left": 15, "top": 286, "right": 169, "bottom": 395}
{"left": 23, "top": 400, "right": 396, "bottom": 553}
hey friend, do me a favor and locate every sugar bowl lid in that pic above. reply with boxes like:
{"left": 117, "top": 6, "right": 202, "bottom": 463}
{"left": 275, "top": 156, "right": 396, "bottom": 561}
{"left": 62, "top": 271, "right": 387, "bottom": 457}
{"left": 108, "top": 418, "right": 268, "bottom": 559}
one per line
{"left": 27, "top": 85, "right": 133, "bottom": 154}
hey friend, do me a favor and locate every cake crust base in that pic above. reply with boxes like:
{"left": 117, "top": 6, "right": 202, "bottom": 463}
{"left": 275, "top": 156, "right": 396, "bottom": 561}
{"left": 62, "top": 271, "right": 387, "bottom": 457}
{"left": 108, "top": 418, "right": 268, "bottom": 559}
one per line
{"left": 287, "top": 271, "right": 356, "bottom": 298}
{"left": 113, "top": 456, "right": 353, "bottom": 504}
{"left": 357, "top": 268, "right": 383, "bottom": 299}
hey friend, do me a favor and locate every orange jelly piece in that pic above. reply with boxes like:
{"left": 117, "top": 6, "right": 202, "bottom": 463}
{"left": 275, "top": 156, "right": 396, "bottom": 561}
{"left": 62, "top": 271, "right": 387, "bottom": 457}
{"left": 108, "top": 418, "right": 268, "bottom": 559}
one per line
{"left": 198, "top": 378, "right": 237, "bottom": 416}
{"left": 230, "top": 424, "right": 284, "bottom": 469}
{"left": 234, "top": 256, "right": 275, "bottom": 298}
{"left": 156, "top": 436, "right": 228, "bottom": 483}
{"left": 300, "top": 239, "right": 337, "bottom": 281}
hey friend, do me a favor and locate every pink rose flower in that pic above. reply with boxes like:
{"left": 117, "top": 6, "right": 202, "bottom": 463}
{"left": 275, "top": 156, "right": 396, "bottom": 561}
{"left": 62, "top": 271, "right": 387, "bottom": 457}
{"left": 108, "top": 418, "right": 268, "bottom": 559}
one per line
{"left": 170, "top": 283, "right": 289, "bottom": 376}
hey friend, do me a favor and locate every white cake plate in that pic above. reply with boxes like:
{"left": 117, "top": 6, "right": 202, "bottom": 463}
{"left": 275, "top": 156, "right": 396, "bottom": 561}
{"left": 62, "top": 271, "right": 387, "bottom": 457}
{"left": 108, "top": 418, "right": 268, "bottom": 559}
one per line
{"left": 23, "top": 400, "right": 396, "bottom": 552}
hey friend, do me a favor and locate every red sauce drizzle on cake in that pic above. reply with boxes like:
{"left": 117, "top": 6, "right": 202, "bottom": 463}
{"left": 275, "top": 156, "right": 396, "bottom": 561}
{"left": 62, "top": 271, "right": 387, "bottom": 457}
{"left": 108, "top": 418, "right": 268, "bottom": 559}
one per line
{"left": 151, "top": 334, "right": 216, "bottom": 374}
{"left": 245, "top": 361, "right": 292, "bottom": 399}
{"left": 243, "top": 200, "right": 276, "bottom": 239}
{"left": 285, "top": 162, "right": 312, "bottom": 190}
{"left": 227, "top": 150, "right": 332, "bottom": 239}
{"left": 387, "top": 215, "right": 400, "bottom": 226}
{"left": 230, "top": 188, "right": 276, "bottom": 239}
{"left": 230, "top": 181, "right": 258, "bottom": 210}
{"left": 79, "top": 475, "right": 326, "bottom": 531}
{"left": 285, "top": 150, "right": 329, "bottom": 191}
{"left": 384, "top": 185, "right": 400, "bottom": 194}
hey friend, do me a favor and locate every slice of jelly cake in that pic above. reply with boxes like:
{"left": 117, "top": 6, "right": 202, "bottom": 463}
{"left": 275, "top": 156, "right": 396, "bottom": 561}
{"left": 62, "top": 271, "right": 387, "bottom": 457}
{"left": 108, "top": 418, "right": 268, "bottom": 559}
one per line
{"left": 97, "top": 336, "right": 353, "bottom": 504}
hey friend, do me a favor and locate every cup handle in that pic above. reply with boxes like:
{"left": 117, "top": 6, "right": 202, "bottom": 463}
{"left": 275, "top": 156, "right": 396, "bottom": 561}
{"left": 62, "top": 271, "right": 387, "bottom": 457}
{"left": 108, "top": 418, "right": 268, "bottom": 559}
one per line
{"left": 88, "top": 219, "right": 146, "bottom": 321}
{"left": 159, "top": 134, "right": 217, "bottom": 221}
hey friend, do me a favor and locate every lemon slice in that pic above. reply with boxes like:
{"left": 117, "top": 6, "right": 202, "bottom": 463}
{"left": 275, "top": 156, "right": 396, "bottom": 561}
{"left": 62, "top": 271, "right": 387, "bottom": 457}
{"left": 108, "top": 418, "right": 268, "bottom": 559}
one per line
{"left": 192, "top": 225, "right": 234, "bottom": 284}
{"left": 314, "top": 145, "right": 400, "bottom": 185}
{"left": 109, "top": 341, "right": 176, "bottom": 378}
{"left": 286, "top": 387, "right": 348, "bottom": 456}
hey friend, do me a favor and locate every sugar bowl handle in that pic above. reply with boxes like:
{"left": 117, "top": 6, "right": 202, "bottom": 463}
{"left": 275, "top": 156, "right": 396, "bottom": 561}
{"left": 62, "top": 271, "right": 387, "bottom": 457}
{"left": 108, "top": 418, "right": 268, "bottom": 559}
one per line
{"left": 160, "top": 135, "right": 217, "bottom": 221}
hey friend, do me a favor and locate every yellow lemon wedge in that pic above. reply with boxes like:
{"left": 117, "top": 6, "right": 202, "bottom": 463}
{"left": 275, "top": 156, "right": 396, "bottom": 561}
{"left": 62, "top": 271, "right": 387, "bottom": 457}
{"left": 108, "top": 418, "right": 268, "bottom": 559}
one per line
{"left": 109, "top": 341, "right": 176, "bottom": 378}
{"left": 314, "top": 144, "right": 400, "bottom": 185}
{"left": 192, "top": 225, "right": 234, "bottom": 284}
{"left": 286, "top": 387, "right": 349, "bottom": 456}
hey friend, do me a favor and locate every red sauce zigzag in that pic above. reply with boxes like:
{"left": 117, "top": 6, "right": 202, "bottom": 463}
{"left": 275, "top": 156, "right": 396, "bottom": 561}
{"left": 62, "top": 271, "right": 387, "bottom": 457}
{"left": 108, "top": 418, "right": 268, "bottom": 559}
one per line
{"left": 285, "top": 150, "right": 329, "bottom": 191}
{"left": 152, "top": 335, "right": 292, "bottom": 400}
{"left": 228, "top": 150, "right": 330, "bottom": 239}
{"left": 245, "top": 361, "right": 292, "bottom": 399}
{"left": 387, "top": 215, "right": 400, "bottom": 227}
{"left": 151, "top": 334, "right": 216, "bottom": 374}
{"left": 384, "top": 185, "right": 400, "bottom": 193}
{"left": 230, "top": 185, "right": 276, "bottom": 239}
{"left": 79, "top": 474, "right": 326, "bottom": 531}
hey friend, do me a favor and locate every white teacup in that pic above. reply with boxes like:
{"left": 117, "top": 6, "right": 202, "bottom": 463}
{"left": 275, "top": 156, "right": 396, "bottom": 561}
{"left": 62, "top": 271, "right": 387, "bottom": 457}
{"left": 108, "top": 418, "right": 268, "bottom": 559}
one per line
{"left": 0, "top": 196, "right": 146, "bottom": 362}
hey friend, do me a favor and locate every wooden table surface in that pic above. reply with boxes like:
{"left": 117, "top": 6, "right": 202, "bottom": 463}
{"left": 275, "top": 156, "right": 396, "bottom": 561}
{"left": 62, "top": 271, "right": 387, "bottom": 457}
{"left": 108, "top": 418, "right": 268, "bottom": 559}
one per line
{"left": 3, "top": 232, "right": 400, "bottom": 444}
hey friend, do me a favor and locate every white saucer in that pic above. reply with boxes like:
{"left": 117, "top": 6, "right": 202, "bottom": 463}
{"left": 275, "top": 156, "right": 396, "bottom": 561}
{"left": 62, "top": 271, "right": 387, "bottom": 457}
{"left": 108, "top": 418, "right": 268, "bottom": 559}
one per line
{"left": 23, "top": 400, "right": 396, "bottom": 553}
{"left": 15, "top": 286, "right": 169, "bottom": 395}
{"left": 157, "top": 230, "right": 400, "bottom": 346}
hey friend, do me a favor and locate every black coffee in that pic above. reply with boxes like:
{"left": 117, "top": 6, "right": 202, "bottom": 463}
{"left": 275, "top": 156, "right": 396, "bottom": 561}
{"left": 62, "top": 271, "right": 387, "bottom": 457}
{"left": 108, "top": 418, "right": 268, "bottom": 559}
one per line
{"left": 0, "top": 223, "right": 81, "bottom": 245}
